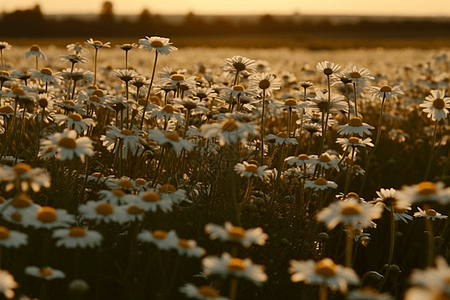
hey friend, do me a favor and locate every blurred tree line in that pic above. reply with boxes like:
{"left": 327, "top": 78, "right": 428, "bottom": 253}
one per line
{"left": 1, "top": 2, "right": 450, "bottom": 38}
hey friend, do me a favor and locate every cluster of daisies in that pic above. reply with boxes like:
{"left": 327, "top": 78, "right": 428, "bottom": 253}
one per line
{"left": 0, "top": 37, "right": 450, "bottom": 300}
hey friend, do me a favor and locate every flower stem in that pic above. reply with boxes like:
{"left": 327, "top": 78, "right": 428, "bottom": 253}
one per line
{"left": 229, "top": 278, "right": 239, "bottom": 300}
{"left": 260, "top": 89, "right": 266, "bottom": 165}
{"left": 377, "top": 205, "right": 396, "bottom": 291}
{"left": 319, "top": 283, "right": 327, "bottom": 300}
{"left": 424, "top": 119, "right": 439, "bottom": 181}
{"left": 345, "top": 224, "right": 353, "bottom": 267}
{"left": 140, "top": 51, "right": 159, "bottom": 130}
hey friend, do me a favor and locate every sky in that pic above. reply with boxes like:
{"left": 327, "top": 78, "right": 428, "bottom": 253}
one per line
{"left": 3, "top": 0, "right": 450, "bottom": 16}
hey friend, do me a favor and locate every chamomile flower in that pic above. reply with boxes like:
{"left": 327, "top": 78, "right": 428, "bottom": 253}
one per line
{"left": 316, "top": 61, "right": 341, "bottom": 76}
{"left": 84, "top": 39, "right": 111, "bottom": 49}
{"left": 25, "top": 266, "right": 65, "bottom": 280}
{"left": 370, "top": 188, "right": 411, "bottom": 214}
{"left": 343, "top": 66, "right": 374, "bottom": 84}
{"left": 97, "top": 189, "right": 128, "bottom": 205}
{"left": 200, "top": 118, "right": 258, "bottom": 146}
{"left": 147, "top": 129, "right": 194, "bottom": 156}
{"left": 419, "top": 89, "right": 450, "bottom": 121}
{"left": 67, "top": 42, "right": 87, "bottom": 54}
{"left": 104, "top": 176, "right": 139, "bottom": 192}
{"left": 369, "top": 85, "right": 403, "bottom": 100}
{"left": 308, "top": 90, "right": 348, "bottom": 114}
{"left": 308, "top": 153, "right": 340, "bottom": 171}
{"left": 285, "top": 153, "right": 312, "bottom": 167}
{"left": 224, "top": 56, "right": 257, "bottom": 77}
{"left": 78, "top": 201, "right": 127, "bottom": 224}
{"left": 30, "top": 68, "right": 60, "bottom": 84}
{"left": 158, "top": 184, "right": 189, "bottom": 204}
{"left": 39, "top": 130, "right": 94, "bottom": 163}
{"left": 202, "top": 252, "right": 267, "bottom": 285}
{"left": 0, "top": 269, "right": 18, "bottom": 299}
{"left": 304, "top": 177, "right": 338, "bottom": 191}
{"left": 137, "top": 229, "right": 178, "bottom": 250}
{"left": 336, "top": 136, "right": 374, "bottom": 152}
{"left": 289, "top": 258, "right": 359, "bottom": 293}
{"left": 52, "top": 226, "right": 103, "bottom": 248}
{"left": 101, "top": 126, "right": 142, "bottom": 159}
{"left": 0, "top": 162, "right": 51, "bottom": 193}
{"left": 248, "top": 73, "right": 282, "bottom": 97}
{"left": 175, "top": 238, "right": 206, "bottom": 257}
{"left": 397, "top": 181, "right": 450, "bottom": 205}
{"left": 337, "top": 117, "right": 374, "bottom": 137}
{"left": 316, "top": 198, "right": 383, "bottom": 230}
{"left": 1, "top": 194, "right": 41, "bottom": 226}
{"left": 53, "top": 113, "right": 95, "bottom": 134}
{"left": 205, "top": 222, "right": 268, "bottom": 247}
{"left": 234, "top": 161, "right": 271, "bottom": 180}
{"left": 414, "top": 207, "right": 448, "bottom": 220}
{"left": 179, "top": 283, "right": 228, "bottom": 300}
{"left": 138, "top": 36, "right": 177, "bottom": 55}
{"left": 122, "top": 190, "right": 173, "bottom": 213}
{"left": 266, "top": 132, "right": 298, "bottom": 145}
{"left": 25, "top": 44, "right": 46, "bottom": 60}
{"left": 0, "top": 226, "right": 28, "bottom": 248}
{"left": 29, "top": 207, "right": 75, "bottom": 229}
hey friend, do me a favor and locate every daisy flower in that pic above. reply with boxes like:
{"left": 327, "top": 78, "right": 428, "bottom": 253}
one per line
{"left": 158, "top": 184, "right": 189, "bottom": 204}
{"left": 29, "top": 207, "right": 75, "bottom": 229}
{"left": 175, "top": 238, "right": 206, "bottom": 257}
{"left": 397, "top": 181, "right": 450, "bottom": 205}
{"left": 336, "top": 136, "right": 374, "bottom": 152}
{"left": 337, "top": 117, "right": 374, "bottom": 137}
{"left": 101, "top": 126, "right": 142, "bottom": 159}
{"left": 285, "top": 153, "right": 312, "bottom": 167}
{"left": 370, "top": 188, "right": 411, "bottom": 214}
{"left": 308, "top": 153, "right": 340, "bottom": 171}
{"left": 104, "top": 176, "right": 139, "bottom": 192}
{"left": 122, "top": 191, "right": 173, "bottom": 213}
{"left": 419, "top": 89, "right": 450, "bottom": 121}
{"left": 53, "top": 113, "right": 95, "bottom": 134}
{"left": 248, "top": 73, "right": 282, "bottom": 97}
{"left": 234, "top": 161, "right": 271, "bottom": 180}
{"left": 1, "top": 194, "right": 41, "bottom": 227}
{"left": 308, "top": 90, "right": 348, "bottom": 114}
{"left": 121, "top": 204, "right": 146, "bottom": 222}
{"left": 0, "top": 269, "right": 18, "bottom": 299}
{"left": 0, "top": 162, "right": 51, "bottom": 193}
{"left": 224, "top": 55, "right": 257, "bottom": 77}
{"left": 138, "top": 36, "right": 177, "bottom": 55}
{"left": 266, "top": 132, "right": 298, "bottom": 146}
{"left": 52, "top": 226, "right": 103, "bottom": 248}
{"left": 137, "top": 229, "right": 178, "bottom": 250}
{"left": 147, "top": 129, "right": 194, "bottom": 156}
{"left": 388, "top": 128, "right": 409, "bottom": 143}
{"left": 78, "top": 201, "right": 127, "bottom": 224}
{"left": 61, "top": 53, "right": 88, "bottom": 65}
{"left": 30, "top": 68, "right": 60, "bottom": 84}
{"left": 343, "top": 66, "right": 374, "bottom": 84}
{"left": 97, "top": 189, "right": 128, "bottom": 205}
{"left": 289, "top": 258, "right": 359, "bottom": 293}
{"left": 316, "top": 61, "right": 341, "bottom": 76}
{"left": 202, "top": 252, "right": 267, "bottom": 286}
{"left": 316, "top": 198, "right": 383, "bottom": 230}
{"left": 414, "top": 207, "right": 448, "bottom": 220}
{"left": 39, "top": 130, "right": 94, "bottom": 163}
{"left": 304, "top": 177, "right": 338, "bottom": 191}
{"left": 205, "top": 222, "right": 268, "bottom": 248}
{"left": 0, "top": 226, "right": 27, "bottom": 248}
{"left": 25, "top": 44, "right": 46, "bottom": 60}
{"left": 84, "top": 38, "right": 111, "bottom": 49}
{"left": 25, "top": 266, "right": 65, "bottom": 280}
{"left": 369, "top": 85, "right": 404, "bottom": 100}
{"left": 67, "top": 42, "right": 88, "bottom": 54}
{"left": 179, "top": 283, "right": 228, "bottom": 300}
{"left": 200, "top": 118, "right": 258, "bottom": 147}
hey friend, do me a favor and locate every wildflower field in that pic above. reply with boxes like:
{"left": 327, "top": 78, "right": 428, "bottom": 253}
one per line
{"left": 1, "top": 38, "right": 450, "bottom": 300}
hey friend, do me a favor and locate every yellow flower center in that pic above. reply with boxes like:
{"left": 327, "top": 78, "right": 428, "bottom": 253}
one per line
{"left": 245, "top": 164, "right": 259, "bottom": 173}
{"left": 152, "top": 230, "right": 167, "bottom": 240}
{"left": 165, "top": 132, "right": 180, "bottom": 142}
{"left": 0, "top": 70, "right": 9, "bottom": 77}
{"left": 37, "top": 207, "right": 58, "bottom": 223}
{"left": 277, "top": 132, "right": 289, "bottom": 139}
{"left": 349, "top": 71, "right": 361, "bottom": 78}
{"left": 111, "top": 189, "right": 125, "bottom": 198}
{"left": 150, "top": 40, "right": 164, "bottom": 48}
{"left": 0, "top": 227, "right": 11, "bottom": 240}
{"left": 12, "top": 194, "right": 32, "bottom": 208}
{"left": 141, "top": 192, "right": 161, "bottom": 202}
{"left": 284, "top": 98, "right": 297, "bottom": 106}
{"left": 417, "top": 181, "right": 437, "bottom": 195}
{"left": 232, "top": 85, "right": 245, "bottom": 91}
{"left": 135, "top": 178, "right": 146, "bottom": 185}
{"left": 0, "top": 105, "right": 14, "bottom": 113}
{"left": 162, "top": 104, "right": 175, "bottom": 114}
{"left": 178, "top": 239, "right": 191, "bottom": 249}
{"left": 91, "top": 89, "right": 105, "bottom": 97}
{"left": 315, "top": 258, "right": 336, "bottom": 277}
{"left": 228, "top": 226, "right": 245, "bottom": 240}
{"left": 227, "top": 258, "right": 245, "bottom": 272}
{"left": 433, "top": 98, "right": 445, "bottom": 110}
{"left": 30, "top": 44, "right": 41, "bottom": 52}
{"left": 0, "top": 197, "right": 5, "bottom": 204}
{"left": 39, "top": 98, "right": 49, "bottom": 108}
{"left": 89, "top": 95, "right": 101, "bottom": 103}
{"left": 127, "top": 205, "right": 145, "bottom": 215}
{"left": 346, "top": 192, "right": 359, "bottom": 199}
{"left": 12, "top": 86, "right": 25, "bottom": 96}
{"left": 39, "top": 267, "right": 53, "bottom": 277}
{"left": 120, "top": 129, "right": 133, "bottom": 136}
{"left": 41, "top": 68, "right": 52, "bottom": 76}
{"left": 380, "top": 85, "right": 392, "bottom": 93}
{"left": 426, "top": 209, "right": 437, "bottom": 216}
{"left": 298, "top": 154, "right": 309, "bottom": 160}
{"left": 221, "top": 119, "right": 239, "bottom": 132}
{"left": 68, "top": 113, "right": 83, "bottom": 122}
{"left": 323, "top": 68, "right": 333, "bottom": 75}
{"left": 348, "top": 117, "right": 363, "bottom": 127}
{"left": 341, "top": 203, "right": 362, "bottom": 215}
{"left": 258, "top": 79, "right": 271, "bottom": 90}
{"left": 318, "top": 154, "right": 331, "bottom": 163}
{"left": 68, "top": 226, "right": 87, "bottom": 237}
{"left": 118, "top": 178, "right": 133, "bottom": 189}
{"left": 13, "top": 163, "right": 32, "bottom": 175}
{"left": 159, "top": 184, "right": 176, "bottom": 194}
{"left": 349, "top": 137, "right": 360, "bottom": 144}
{"left": 197, "top": 286, "right": 220, "bottom": 298}
{"left": 95, "top": 203, "right": 114, "bottom": 215}
{"left": 10, "top": 212, "right": 22, "bottom": 223}
{"left": 58, "top": 137, "right": 77, "bottom": 149}
{"left": 314, "top": 177, "right": 328, "bottom": 185}
{"left": 91, "top": 172, "right": 102, "bottom": 178}
{"left": 171, "top": 74, "right": 185, "bottom": 81}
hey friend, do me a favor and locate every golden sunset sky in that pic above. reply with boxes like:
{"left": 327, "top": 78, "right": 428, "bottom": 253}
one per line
{"left": 3, "top": 0, "right": 450, "bottom": 16}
